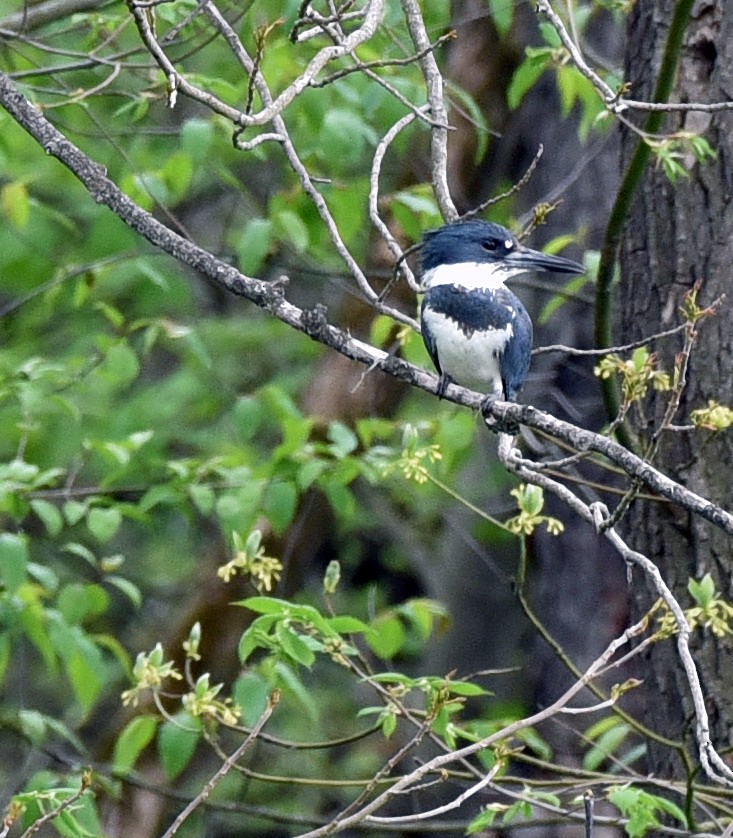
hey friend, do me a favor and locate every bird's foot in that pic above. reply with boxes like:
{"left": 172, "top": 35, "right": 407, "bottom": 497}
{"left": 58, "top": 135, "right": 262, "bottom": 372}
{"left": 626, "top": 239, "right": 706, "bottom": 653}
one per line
{"left": 480, "top": 394, "right": 520, "bottom": 435}
{"left": 437, "top": 373, "right": 451, "bottom": 399}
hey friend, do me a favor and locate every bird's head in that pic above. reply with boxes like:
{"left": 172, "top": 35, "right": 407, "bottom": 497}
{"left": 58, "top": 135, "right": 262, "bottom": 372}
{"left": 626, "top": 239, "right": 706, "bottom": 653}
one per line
{"left": 420, "top": 220, "right": 585, "bottom": 282}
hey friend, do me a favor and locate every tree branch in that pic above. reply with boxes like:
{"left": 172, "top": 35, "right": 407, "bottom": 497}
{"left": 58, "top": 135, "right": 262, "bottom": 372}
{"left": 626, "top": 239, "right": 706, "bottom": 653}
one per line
{"left": 1, "top": 69, "right": 732, "bottom": 541}
{"left": 497, "top": 434, "right": 733, "bottom": 789}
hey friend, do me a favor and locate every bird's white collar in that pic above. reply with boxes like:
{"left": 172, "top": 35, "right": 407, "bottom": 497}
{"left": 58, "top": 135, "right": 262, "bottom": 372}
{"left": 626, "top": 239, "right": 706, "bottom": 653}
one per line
{"left": 421, "top": 261, "right": 511, "bottom": 292}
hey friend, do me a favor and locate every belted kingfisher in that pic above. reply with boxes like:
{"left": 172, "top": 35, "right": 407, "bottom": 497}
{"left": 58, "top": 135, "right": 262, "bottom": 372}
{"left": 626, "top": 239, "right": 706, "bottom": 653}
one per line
{"left": 420, "top": 220, "right": 584, "bottom": 422}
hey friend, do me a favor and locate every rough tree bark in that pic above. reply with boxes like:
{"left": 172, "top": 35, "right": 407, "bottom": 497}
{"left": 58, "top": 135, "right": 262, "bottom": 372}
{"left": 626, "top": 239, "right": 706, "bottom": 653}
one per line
{"left": 618, "top": 0, "right": 733, "bottom": 777}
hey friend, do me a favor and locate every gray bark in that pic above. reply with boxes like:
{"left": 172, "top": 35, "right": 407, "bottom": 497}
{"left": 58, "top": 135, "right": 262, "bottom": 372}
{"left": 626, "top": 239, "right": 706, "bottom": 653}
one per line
{"left": 618, "top": 0, "right": 733, "bottom": 777}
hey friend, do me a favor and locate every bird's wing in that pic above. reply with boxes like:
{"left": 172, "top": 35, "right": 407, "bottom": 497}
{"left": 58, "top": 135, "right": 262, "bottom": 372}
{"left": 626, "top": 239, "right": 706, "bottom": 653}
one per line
{"left": 420, "top": 296, "right": 443, "bottom": 375}
{"left": 497, "top": 290, "right": 533, "bottom": 401}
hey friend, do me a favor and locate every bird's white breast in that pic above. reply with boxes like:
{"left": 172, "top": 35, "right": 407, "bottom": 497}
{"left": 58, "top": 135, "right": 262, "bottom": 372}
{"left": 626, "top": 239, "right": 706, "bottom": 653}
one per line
{"left": 421, "top": 306, "right": 512, "bottom": 397}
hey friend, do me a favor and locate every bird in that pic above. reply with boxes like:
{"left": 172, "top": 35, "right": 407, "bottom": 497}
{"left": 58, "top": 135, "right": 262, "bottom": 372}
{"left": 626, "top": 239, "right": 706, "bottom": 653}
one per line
{"left": 419, "top": 220, "right": 585, "bottom": 429}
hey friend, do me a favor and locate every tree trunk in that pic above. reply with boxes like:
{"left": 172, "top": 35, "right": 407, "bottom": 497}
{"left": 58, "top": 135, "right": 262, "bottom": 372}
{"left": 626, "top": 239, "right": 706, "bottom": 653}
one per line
{"left": 618, "top": 0, "right": 733, "bottom": 777}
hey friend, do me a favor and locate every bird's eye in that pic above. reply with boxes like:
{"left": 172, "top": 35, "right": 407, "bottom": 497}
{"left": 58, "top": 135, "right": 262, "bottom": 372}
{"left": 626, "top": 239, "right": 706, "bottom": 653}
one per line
{"left": 481, "top": 239, "right": 498, "bottom": 251}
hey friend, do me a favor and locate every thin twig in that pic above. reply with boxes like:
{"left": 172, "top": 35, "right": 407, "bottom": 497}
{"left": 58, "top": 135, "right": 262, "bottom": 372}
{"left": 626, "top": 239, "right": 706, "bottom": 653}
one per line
{"left": 460, "top": 145, "right": 544, "bottom": 222}
{"left": 535, "top": 0, "right": 619, "bottom": 109}
{"left": 369, "top": 109, "right": 422, "bottom": 293}
{"left": 19, "top": 772, "right": 92, "bottom": 838}
{"left": 160, "top": 691, "right": 279, "bottom": 837}
{"left": 293, "top": 614, "right": 658, "bottom": 837}
{"left": 366, "top": 763, "right": 501, "bottom": 824}
{"left": 534, "top": 322, "right": 689, "bottom": 355}
{"left": 310, "top": 31, "right": 456, "bottom": 88}
{"left": 127, "top": 0, "right": 389, "bottom": 128}
{"left": 201, "top": 2, "right": 418, "bottom": 328}
{"left": 497, "top": 434, "right": 733, "bottom": 789}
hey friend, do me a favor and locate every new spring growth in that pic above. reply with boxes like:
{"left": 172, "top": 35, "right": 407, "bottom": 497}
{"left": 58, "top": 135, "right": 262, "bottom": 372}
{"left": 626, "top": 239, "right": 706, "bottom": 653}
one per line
{"left": 121, "top": 643, "right": 182, "bottom": 707}
{"left": 505, "top": 484, "right": 564, "bottom": 536}
{"left": 218, "top": 529, "right": 283, "bottom": 592}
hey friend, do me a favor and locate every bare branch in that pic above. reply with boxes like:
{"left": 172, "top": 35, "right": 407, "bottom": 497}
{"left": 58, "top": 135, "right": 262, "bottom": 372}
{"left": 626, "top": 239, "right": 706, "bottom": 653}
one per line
{"left": 0, "top": 0, "right": 112, "bottom": 32}
{"left": 310, "top": 31, "right": 456, "bottom": 89}
{"left": 2, "top": 64, "right": 733, "bottom": 566}
{"left": 160, "top": 691, "right": 279, "bottom": 837}
{"left": 497, "top": 435, "right": 733, "bottom": 789}
{"left": 126, "top": 0, "right": 389, "bottom": 128}
{"left": 537, "top": 0, "right": 733, "bottom": 121}
{"left": 365, "top": 763, "right": 501, "bottom": 825}
{"left": 19, "top": 772, "right": 92, "bottom": 838}
{"left": 534, "top": 322, "right": 689, "bottom": 355}
{"left": 200, "top": 2, "right": 418, "bottom": 327}
{"left": 460, "top": 145, "right": 544, "bottom": 222}
{"left": 400, "top": 0, "right": 457, "bottom": 222}
{"left": 293, "top": 613, "right": 656, "bottom": 836}
{"left": 535, "top": 0, "right": 620, "bottom": 110}
{"left": 369, "top": 109, "right": 422, "bottom": 293}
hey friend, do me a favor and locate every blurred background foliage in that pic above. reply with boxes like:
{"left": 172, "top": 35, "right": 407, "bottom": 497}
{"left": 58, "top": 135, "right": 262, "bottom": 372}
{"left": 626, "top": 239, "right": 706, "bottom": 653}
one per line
{"left": 0, "top": 0, "right": 638, "bottom": 835}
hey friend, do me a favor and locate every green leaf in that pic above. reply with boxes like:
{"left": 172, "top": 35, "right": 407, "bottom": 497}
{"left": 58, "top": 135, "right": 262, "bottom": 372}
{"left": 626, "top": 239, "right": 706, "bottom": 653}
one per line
{"left": 188, "top": 483, "right": 215, "bottom": 515}
{"left": 234, "top": 218, "right": 273, "bottom": 276}
{"left": 1, "top": 180, "right": 30, "bottom": 227}
{"left": 539, "top": 272, "right": 591, "bottom": 325}
{"left": 238, "top": 596, "right": 290, "bottom": 615}
{"left": 160, "top": 151, "right": 193, "bottom": 203}
{"left": 158, "top": 712, "right": 201, "bottom": 780}
{"left": 273, "top": 661, "right": 319, "bottom": 720}
{"left": 27, "top": 562, "right": 59, "bottom": 592}
{"left": 276, "top": 624, "right": 316, "bottom": 667}
{"left": 20, "top": 600, "right": 57, "bottom": 672}
{"left": 113, "top": 715, "right": 159, "bottom": 773}
{"left": 180, "top": 118, "right": 214, "bottom": 163}
{"left": 30, "top": 499, "right": 64, "bottom": 536}
{"left": 0, "top": 532, "right": 28, "bottom": 593}
{"left": 62, "top": 542, "right": 98, "bottom": 566}
{"left": 366, "top": 612, "right": 405, "bottom": 660}
{"left": 263, "top": 480, "right": 298, "bottom": 535}
{"left": 381, "top": 709, "right": 397, "bottom": 738}
{"left": 608, "top": 785, "right": 686, "bottom": 838}
{"left": 297, "top": 458, "right": 329, "bottom": 490}
{"left": 63, "top": 501, "right": 89, "bottom": 526}
{"left": 87, "top": 507, "right": 122, "bottom": 543}
{"left": 516, "top": 726, "right": 553, "bottom": 761}
{"left": 273, "top": 209, "right": 309, "bottom": 254}
{"left": 539, "top": 20, "right": 562, "bottom": 46}
{"left": 97, "top": 340, "right": 139, "bottom": 386}
{"left": 688, "top": 573, "right": 716, "bottom": 608}
{"left": 232, "top": 395, "right": 264, "bottom": 441}
{"left": 446, "top": 680, "right": 489, "bottom": 697}
{"left": 18, "top": 709, "right": 48, "bottom": 746}
{"left": 583, "top": 721, "right": 632, "bottom": 770}
{"left": 488, "top": 0, "right": 513, "bottom": 35}
{"left": 238, "top": 613, "right": 279, "bottom": 662}
{"left": 139, "top": 484, "right": 180, "bottom": 512}
{"left": 508, "top": 49, "right": 552, "bottom": 109}
{"left": 317, "top": 108, "right": 377, "bottom": 169}
{"left": 467, "top": 807, "right": 499, "bottom": 833}
{"left": 66, "top": 641, "right": 104, "bottom": 714}
{"left": 327, "top": 421, "right": 359, "bottom": 459}
{"left": 396, "top": 598, "right": 450, "bottom": 640}
{"left": 233, "top": 672, "right": 270, "bottom": 727}
{"left": 326, "top": 615, "right": 371, "bottom": 635}
{"left": 57, "top": 583, "right": 110, "bottom": 625}
{"left": 322, "top": 481, "right": 356, "bottom": 521}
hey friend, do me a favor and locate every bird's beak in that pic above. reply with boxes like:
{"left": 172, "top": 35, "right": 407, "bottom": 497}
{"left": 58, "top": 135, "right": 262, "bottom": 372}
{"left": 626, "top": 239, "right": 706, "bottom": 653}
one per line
{"left": 505, "top": 245, "right": 585, "bottom": 275}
